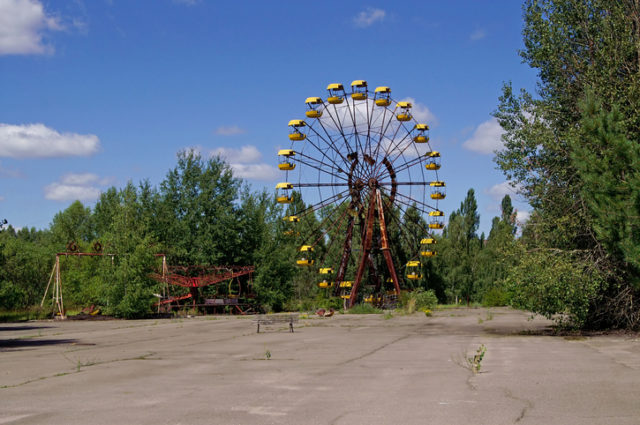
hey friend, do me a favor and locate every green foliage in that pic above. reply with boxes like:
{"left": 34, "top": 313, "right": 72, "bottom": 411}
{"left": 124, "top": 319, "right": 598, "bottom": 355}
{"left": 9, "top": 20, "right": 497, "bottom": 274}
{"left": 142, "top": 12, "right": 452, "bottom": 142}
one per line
{"left": 347, "top": 303, "right": 382, "bottom": 314}
{"left": 505, "top": 247, "right": 605, "bottom": 328}
{"left": 399, "top": 288, "right": 438, "bottom": 314}
{"left": 493, "top": 0, "right": 640, "bottom": 329}
{"left": 481, "top": 287, "right": 509, "bottom": 307}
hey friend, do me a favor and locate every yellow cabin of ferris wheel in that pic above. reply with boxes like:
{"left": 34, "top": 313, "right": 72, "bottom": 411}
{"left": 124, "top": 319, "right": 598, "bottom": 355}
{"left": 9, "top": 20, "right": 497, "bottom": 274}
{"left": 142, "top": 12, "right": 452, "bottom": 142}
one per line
{"left": 305, "top": 97, "right": 323, "bottom": 118}
{"left": 425, "top": 151, "right": 441, "bottom": 170}
{"left": 420, "top": 238, "right": 437, "bottom": 257}
{"left": 278, "top": 149, "right": 296, "bottom": 171}
{"left": 288, "top": 120, "right": 307, "bottom": 141}
{"left": 326, "top": 83, "right": 345, "bottom": 104}
{"left": 297, "top": 245, "right": 314, "bottom": 266}
{"left": 430, "top": 181, "right": 446, "bottom": 200}
{"left": 396, "top": 102, "right": 413, "bottom": 122}
{"left": 429, "top": 210, "right": 445, "bottom": 229}
{"left": 351, "top": 80, "right": 368, "bottom": 100}
{"left": 406, "top": 261, "right": 422, "bottom": 280}
{"left": 275, "top": 182, "right": 293, "bottom": 204}
{"left": 374, "top": 86, "right": 391, "bottom": 106}
{"left": 413, "top": 123, "right": 430, "bottom": 143}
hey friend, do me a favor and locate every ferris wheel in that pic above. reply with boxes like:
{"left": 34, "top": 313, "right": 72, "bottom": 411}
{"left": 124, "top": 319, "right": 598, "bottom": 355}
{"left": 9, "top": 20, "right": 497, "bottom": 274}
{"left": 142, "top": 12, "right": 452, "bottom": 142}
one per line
{"left": 275, "top": 80, "right": 445, "bottom": 308}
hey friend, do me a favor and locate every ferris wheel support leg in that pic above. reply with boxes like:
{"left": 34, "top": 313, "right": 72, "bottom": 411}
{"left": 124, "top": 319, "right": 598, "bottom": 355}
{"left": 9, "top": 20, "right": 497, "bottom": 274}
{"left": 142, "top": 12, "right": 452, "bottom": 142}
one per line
{"left": 334, "top": 215, "right": 355, "bottom": 297}
{"left": 376, "top": 191, "right": 402, "bottom": 295}
{"left": 350, "top": 190, "right": 378, "bottom": 308}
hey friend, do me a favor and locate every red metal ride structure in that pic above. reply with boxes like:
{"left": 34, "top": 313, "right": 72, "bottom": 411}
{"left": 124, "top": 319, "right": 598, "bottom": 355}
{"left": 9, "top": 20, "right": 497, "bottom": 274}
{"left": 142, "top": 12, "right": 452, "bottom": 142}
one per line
{"left": 151, "top": 260, "right": 256, "bottom": 314}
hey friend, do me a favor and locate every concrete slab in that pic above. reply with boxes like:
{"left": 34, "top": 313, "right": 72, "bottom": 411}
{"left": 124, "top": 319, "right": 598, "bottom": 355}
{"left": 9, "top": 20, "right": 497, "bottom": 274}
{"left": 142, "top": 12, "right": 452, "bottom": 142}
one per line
{"left": 1, "top": 307, "right": 639, "bottom": 424}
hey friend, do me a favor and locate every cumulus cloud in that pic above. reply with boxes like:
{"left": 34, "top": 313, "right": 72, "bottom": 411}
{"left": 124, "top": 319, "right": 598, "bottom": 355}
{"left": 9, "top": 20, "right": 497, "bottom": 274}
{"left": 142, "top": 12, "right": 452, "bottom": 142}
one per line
{"left": 229, "top": 163, "right": 279, "bottom": 181}
{"left": 353, "top": 8, "right": 385, "bottom": 28}
{"left": 470, "top": 28, "right": 486, "bottom": 41}
{"left": 0, "top": 0, "right": 64, "bottom": 55}
{"left": 211, "top": 145, "right": 261, "bottom": 164}
{"left": 209, "top": 145, "right": 278, "bottom": 182}
{"left": 215, "top": 125, "right": 246, "bottom": 136}
{"left": 516, "top": 210, "right": 531, "bottom": 225}
{"left": 486, "top": 181, "right": 521, "bottom": 202}
{"left": 399, "top": 97, "right": 438, "bottom": 126}
{"left": 0, "top": 123, "right": 100, "bottom": 158}
{"left": 462, "top": 117, "right": 504, "bottom": 154}
{"left": 44, "top": 172, "right": 109, "bottom": 201}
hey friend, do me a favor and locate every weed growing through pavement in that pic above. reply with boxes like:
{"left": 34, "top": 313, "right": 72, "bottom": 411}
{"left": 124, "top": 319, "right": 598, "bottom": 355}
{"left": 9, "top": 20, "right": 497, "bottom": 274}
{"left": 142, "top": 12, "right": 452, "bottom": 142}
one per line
{"left": 467, "top": 344, "right": 487, "bottom": 374}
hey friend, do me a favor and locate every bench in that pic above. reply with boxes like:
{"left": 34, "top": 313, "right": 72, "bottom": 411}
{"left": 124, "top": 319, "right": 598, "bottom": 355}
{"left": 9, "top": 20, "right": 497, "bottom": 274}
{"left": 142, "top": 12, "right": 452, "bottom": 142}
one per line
{"left": 253, "top": 314, "right": 299, "bottom": 333}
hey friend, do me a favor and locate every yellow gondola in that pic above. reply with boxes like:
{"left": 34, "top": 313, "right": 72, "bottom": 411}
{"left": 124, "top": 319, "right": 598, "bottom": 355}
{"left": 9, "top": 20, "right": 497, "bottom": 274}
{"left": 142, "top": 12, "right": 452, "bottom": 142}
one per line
{"left": 305, "top": 97, "right": 323, "bottom": 118}
{"left": 428, "top": 210, "right": 445, "bottom": 229}
{"left": 283, "top": 215, "right": 299, "bottom": 222}
{"left": 430, "top": 181, "right": 446, "bottom": 200}
{"left": 317, "top": 280, "right": 334, "bottom": 289}
{"left": 406, "top": 260, "right": 422, "bottom": 280}
{"left": 413, "top": 123, "right": 430, "bottom": 143}
{"left": 339, "top": 281, "right": 352, "bottom": 288}
{"left": 351, "top": 80, "right": 368, "bottom": 100}
{"left": 319, "top": 267, "right": 334, "bottom": 274}
{"left": 396, "top": 101, "right": 412, "bottom": 121}
{"left": 374, "top": 86, "right": 391, "bottom": 106}
{"left": 297, "top": 245, "right": 314, "bottom": 266}
{"left": 425, "top": 151, "right": 441, "bottom": 170}
{"left": 420, "top": 238, "right": 437, "bottom": 257}
{"left": 275, "top": 182, "right": 293, "bottom": 204}
{"left": 327, "top": 83, "right": 345, "bottom": 104}
{"left": 288, "top": 119, "right": 307, "bottom": 141}
{"left": 278, "top": 149, "right": 296, "bottom": 171}
{"left": 340, "top": 294, "right": 351, "bottom": 299}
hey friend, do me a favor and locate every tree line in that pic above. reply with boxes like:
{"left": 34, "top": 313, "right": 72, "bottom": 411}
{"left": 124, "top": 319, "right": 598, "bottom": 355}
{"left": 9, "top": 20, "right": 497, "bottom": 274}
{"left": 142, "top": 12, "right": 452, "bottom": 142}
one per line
{"left": 2, "top": 0, "right": 639, "bottom": 329}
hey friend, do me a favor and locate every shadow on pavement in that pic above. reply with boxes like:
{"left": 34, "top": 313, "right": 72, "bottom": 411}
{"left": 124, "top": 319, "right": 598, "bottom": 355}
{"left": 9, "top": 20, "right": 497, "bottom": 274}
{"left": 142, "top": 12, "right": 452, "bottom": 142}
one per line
{"left": 0, "top": 338, "right": 77, "bottom": 350}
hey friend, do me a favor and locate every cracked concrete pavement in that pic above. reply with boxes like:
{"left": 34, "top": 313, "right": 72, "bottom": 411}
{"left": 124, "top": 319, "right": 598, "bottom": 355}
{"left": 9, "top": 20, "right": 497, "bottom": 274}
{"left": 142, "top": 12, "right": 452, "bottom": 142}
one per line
{"left": 1, "top": 307, "right": 639, "bottom": 424}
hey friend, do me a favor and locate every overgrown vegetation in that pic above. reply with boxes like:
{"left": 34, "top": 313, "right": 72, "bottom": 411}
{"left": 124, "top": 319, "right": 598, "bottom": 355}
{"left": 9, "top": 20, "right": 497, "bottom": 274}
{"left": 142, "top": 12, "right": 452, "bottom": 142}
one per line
{"left": 2, "top": 0, "right": 639, "bottom": 329}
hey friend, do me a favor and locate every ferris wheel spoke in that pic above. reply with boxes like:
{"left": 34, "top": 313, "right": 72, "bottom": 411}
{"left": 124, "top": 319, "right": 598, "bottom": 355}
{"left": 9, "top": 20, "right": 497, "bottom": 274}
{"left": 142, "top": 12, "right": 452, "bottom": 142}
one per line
{"left": 300, "top": 128, "right": 351, "bottom": 174}
{"left": 298, "top": 196, "right": 351, "bottom": 247}
{"left": 372, "top": 104, "right": 400, "bottom": 160}
{"left": 393, "top": 191, "right": 439, "bottom": 213}
{"left": 294, "top": 154, "right": 349, "bottom": 181}
{"left": 293, "top": 188, "right": 351, "bottom": 217}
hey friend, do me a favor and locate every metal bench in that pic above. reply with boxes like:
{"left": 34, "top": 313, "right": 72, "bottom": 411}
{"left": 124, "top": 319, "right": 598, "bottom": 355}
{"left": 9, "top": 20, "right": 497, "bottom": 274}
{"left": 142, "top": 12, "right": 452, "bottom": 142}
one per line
{"left": 253, "top": 314, "right": 299, "bottom": 333}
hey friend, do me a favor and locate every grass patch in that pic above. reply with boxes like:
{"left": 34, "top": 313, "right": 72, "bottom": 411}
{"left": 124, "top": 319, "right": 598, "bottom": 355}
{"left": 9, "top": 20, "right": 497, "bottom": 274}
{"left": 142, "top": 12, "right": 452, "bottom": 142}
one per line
{"left": 347, "top": 304, "right": 383, "bottom": 314}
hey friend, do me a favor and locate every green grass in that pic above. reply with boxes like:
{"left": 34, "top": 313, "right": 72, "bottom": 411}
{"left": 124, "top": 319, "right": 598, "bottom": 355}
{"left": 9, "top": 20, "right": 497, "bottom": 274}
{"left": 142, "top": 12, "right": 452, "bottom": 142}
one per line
{"left": 0, "top": 308, "right": 51, "bottom": 322}
{"left": 347, "top": 304, "right": 383, "bottom": 314}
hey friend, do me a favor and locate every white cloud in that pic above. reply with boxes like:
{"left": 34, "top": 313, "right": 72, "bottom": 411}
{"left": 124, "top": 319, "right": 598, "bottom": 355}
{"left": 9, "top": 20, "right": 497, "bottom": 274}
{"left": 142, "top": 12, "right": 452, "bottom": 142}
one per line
{"left": 353, "top": 8, "right": 385, "bottom": 28}
{"left": 209, "top": 145, "right": 278, "bottom": 182}
{"left": 215, "top": 125, "right": 246, "bottom": 136}
{"left": 0, "top": 123, "right": 100, "bottom": 158}
{"left": 399, "top": 97, "right": 438, "bottom": 126}
{"left": 59, "top": 172, "right": 99, "bottom": 185}
{"left": 470, "top": 28, "right": 486, "bottom": 41}
{"left": 486, "top": 181, "right": 521, "bottom": 202}
{"left": 229, "top": 163, "right": 279, "bottom": 181}
{"left": 0, "top": 0, "right": 63, "bottom": 55}
{"left": 44, "top": 172, "right": 108, "bottom": 201}
{"left": 462, "top": 117, "right": 504, "bottom": 154}
{"left": 211, "top": 145, "right": 261, "bottom": 164}
{"left": 516, "top": 210, "right": 531, "bottom": 225}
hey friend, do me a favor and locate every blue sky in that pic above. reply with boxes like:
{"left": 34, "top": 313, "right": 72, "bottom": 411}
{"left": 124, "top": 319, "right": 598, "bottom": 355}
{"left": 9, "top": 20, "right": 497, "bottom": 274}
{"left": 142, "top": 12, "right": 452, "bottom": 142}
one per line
{"left": 0, "top": 0, "right": 537, "bottom": 234}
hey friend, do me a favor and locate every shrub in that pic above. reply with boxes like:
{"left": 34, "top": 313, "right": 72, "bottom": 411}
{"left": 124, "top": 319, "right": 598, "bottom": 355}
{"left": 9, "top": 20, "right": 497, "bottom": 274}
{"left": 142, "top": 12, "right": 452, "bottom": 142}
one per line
{"left": 400, "top": 288, "right": 438, "bottom": 314}
{"left": 348, "top": 303, "right": 382, "bottom": 314}
{"left": 482, "top": 287, "right": 510, "bottom": 307}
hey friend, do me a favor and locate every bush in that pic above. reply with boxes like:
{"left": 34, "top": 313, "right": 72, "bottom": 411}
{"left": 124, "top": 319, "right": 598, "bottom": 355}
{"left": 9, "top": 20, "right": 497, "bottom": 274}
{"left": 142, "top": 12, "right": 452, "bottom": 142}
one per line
{"left": 400, "top": 288, "right": 438, "bottom": 314}
{"left": 347, "top": 303, "right": 382, "bottom": 314}
{"left": 482, "top": 287, "right": 510, "bottom": 307}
